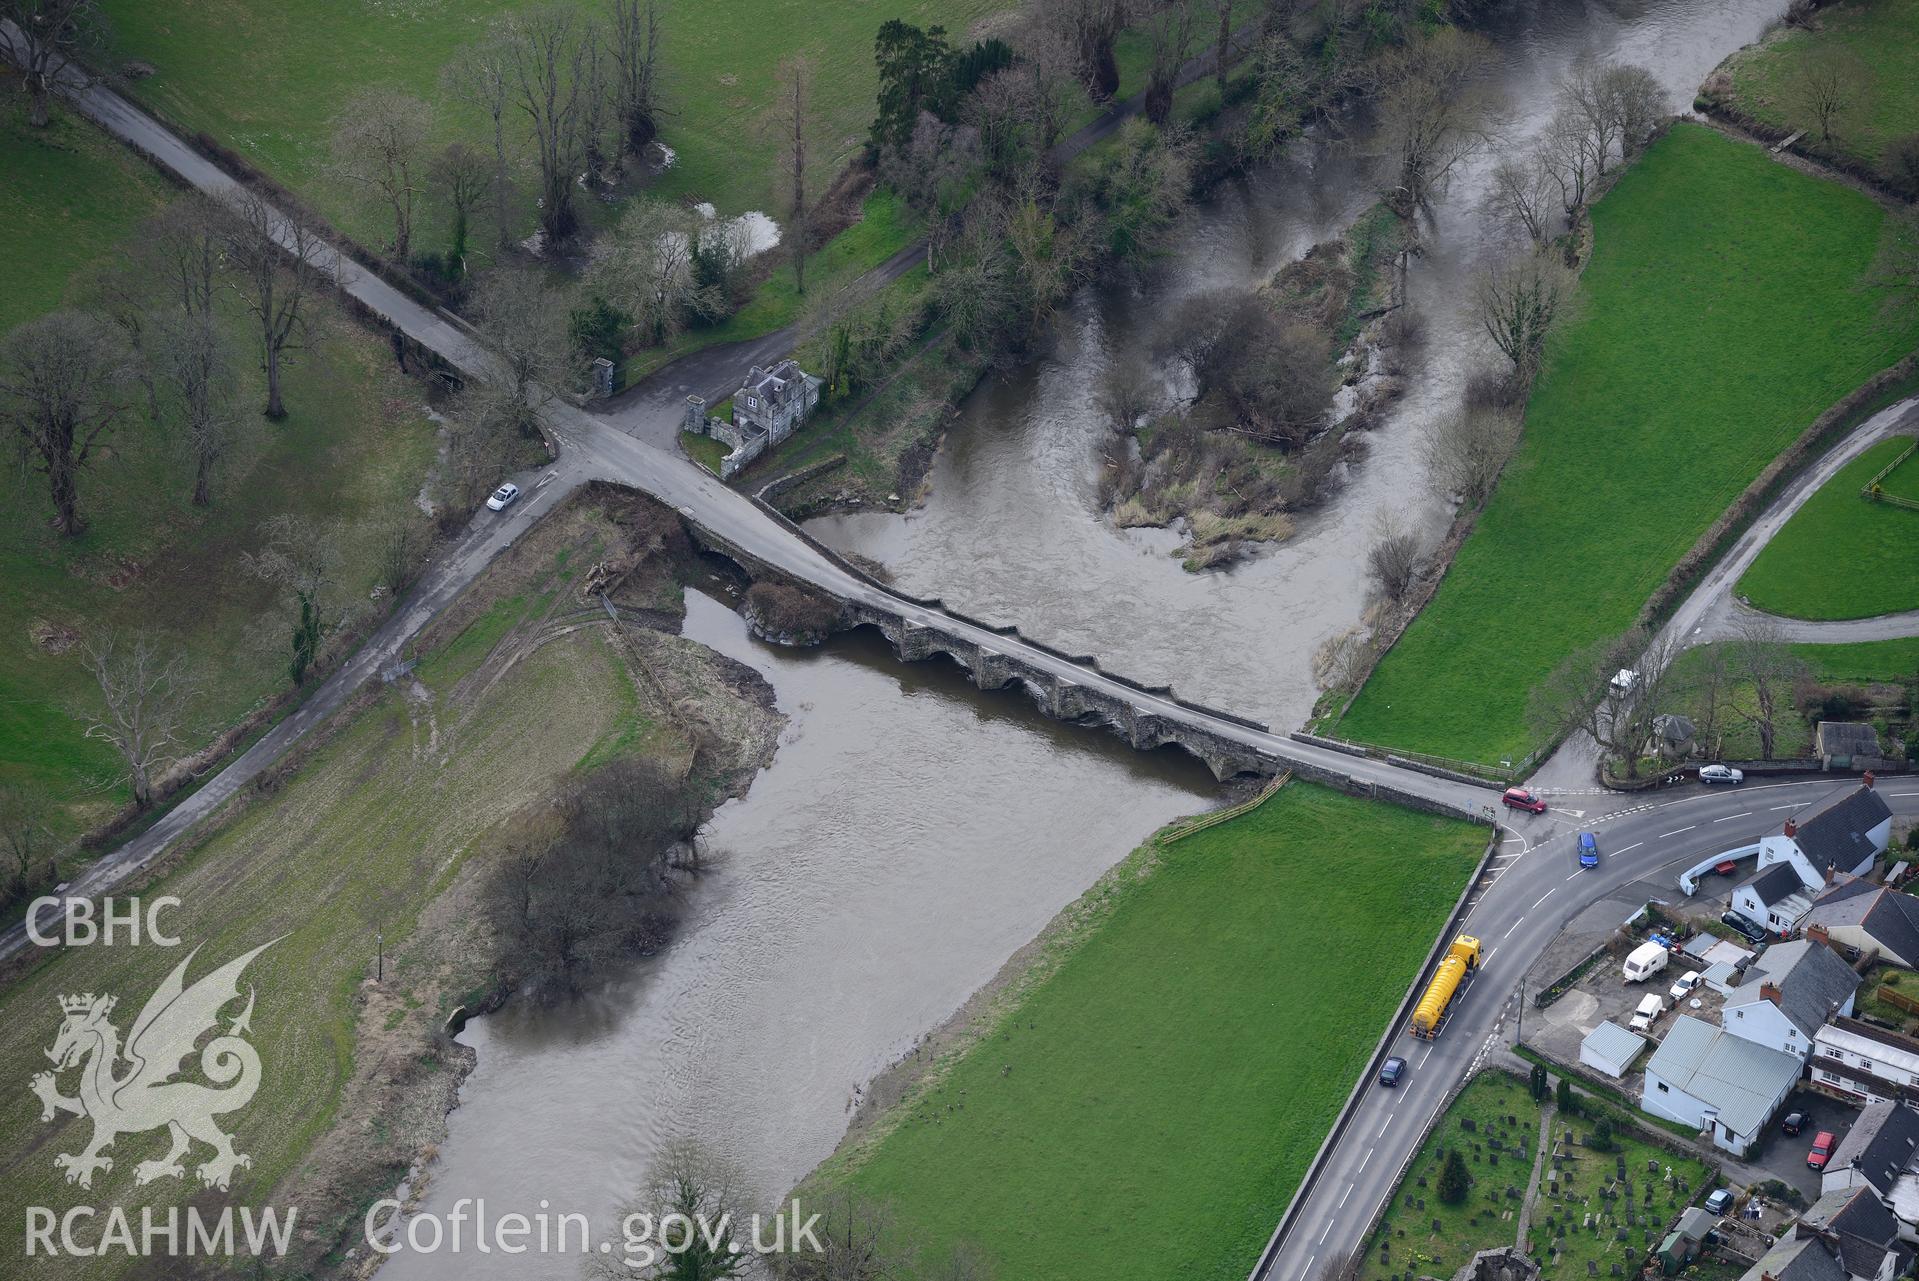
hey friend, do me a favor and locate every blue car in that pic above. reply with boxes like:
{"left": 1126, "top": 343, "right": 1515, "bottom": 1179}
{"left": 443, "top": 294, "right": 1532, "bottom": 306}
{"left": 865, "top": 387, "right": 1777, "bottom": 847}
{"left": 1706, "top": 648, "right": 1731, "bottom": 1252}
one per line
{"left": 1578, "top": 832, "right": 1600, "bottom": 869}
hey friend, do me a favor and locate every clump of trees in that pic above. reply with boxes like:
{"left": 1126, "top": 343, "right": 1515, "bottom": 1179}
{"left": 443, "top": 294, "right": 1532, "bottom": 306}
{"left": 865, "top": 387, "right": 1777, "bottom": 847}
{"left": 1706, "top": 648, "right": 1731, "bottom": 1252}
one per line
{"left": 1158, "top": 285, "right": 1334, "bottom": 448}
{"left": 484, "top": 756, "right": 701, "bottom": 999}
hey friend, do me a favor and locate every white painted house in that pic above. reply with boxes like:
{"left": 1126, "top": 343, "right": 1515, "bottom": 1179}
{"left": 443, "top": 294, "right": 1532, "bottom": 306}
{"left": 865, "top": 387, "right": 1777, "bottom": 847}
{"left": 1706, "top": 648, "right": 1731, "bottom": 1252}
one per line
{"left": 1814, "top": 1018, "right": 1919, "bottom": 1106}
{"left": 1707, "top": 779, "right": 1894, "bottom": 903}
{"left": 1734, "top": 862, "right": 1819, "bottom": 934}
{"left": 1642, "top": 1014, "right": 1802, "bottom": 1155}
{"left": 1722, "top": 938, "right": 1860, "bottom": 1063}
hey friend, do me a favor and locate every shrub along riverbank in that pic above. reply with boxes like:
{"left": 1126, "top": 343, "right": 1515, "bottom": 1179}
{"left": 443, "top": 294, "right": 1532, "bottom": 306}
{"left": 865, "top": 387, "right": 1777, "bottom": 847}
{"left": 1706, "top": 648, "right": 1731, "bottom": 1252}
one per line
{"left": 1337, "top": 123, "right": 1919, "bottom": 768}
{"left": 801, "top": 782, "right": 1486, "bottom": 1281}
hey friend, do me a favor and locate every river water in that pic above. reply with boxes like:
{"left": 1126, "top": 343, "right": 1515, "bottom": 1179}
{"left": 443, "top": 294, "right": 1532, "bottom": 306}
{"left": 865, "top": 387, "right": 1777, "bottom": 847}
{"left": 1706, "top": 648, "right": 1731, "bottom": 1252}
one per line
{"left": 386, "top": 2, "right": 1783, "bottom": 1276}
{"left": 810, "top": 0, "right": 1785, "bottom": 730}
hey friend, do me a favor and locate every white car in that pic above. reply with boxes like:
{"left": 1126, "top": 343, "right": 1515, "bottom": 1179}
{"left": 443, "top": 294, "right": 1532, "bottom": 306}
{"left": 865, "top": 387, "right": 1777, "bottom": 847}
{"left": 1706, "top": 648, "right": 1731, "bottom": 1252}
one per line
{"left": 1628, "top": 992, "right": 1667, "bottom": 1033}
{"left": 485, "top": 482, "right": 521, "bottom": 512}
{"left": 1669, "top": 970, "right": 1702, "bottom": 1002}
{"left": 1698, "top": 764, "right": 1745, "bottom": 785}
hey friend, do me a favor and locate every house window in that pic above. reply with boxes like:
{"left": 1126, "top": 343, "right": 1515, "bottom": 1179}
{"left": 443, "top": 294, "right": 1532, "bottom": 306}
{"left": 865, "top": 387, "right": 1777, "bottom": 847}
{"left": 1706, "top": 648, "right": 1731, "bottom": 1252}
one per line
{"left": 1656, "top": 1081, "right": 1669, "bottom": 1093}
{"left": 748, "top": 396, "right": 759, "bottom": 409}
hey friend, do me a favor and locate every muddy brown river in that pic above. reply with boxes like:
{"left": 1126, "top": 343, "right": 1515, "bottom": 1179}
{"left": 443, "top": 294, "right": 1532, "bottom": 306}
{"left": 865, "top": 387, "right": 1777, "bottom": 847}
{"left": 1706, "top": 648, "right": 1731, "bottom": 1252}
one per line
{"left": 385, "top": 2, "right": 1785, "bottom": 1275}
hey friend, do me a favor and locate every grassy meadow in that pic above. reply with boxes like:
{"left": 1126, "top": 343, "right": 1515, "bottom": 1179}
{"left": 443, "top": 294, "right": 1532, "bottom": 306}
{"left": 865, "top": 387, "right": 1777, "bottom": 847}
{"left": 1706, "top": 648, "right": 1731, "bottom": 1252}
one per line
{"left": 817, "top": 782, "right": 1486, "bottom": 1281}
{"left": 1338, "top": 124, "right": 1919, "bottom": 767}
{"left": 1737, "top": 436, "right": 1919, "bottom": 620}
{"left": 1721, "top": 0, "right": 1919, "bottom": 171}
{"left": 0, "top": 92, "right": 442, "bottom": 843}
{"left": 98, "top": 0, "right": 1018, "bottom": 240}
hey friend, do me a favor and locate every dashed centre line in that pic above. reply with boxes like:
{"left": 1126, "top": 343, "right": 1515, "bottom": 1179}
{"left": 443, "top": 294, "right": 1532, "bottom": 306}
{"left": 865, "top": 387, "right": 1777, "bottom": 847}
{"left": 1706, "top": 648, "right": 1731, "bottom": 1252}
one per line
{"left": 1658, "top": 825, "right": 1695, "bottom": 838}
{"left": 1531, "top": 889, "right": 1555, "bottom": 911}
{"left": 1711, "top": 812, "right": 1751, "bottom": 822}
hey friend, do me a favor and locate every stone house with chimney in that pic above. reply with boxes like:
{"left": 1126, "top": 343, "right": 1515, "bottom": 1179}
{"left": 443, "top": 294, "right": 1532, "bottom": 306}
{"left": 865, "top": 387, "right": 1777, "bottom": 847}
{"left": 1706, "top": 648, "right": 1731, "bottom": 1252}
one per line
{"left": 682, "top": 357, "right": 823, "bottom": 479}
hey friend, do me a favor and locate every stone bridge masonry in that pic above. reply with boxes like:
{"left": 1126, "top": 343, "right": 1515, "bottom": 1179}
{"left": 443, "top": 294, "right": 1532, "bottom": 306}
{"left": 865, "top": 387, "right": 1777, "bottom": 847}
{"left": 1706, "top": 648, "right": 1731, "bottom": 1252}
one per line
{"left": 849, "top": 604, "right": 1274, "bottom": 782}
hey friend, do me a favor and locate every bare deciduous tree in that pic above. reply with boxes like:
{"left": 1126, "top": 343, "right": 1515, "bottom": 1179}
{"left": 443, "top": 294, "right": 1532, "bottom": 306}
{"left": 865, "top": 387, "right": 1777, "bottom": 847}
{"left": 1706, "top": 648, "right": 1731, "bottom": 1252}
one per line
{"left": 1368, "top": 28, "right": 1499, "bottom": 221}
{"left": 1419, "top": 403, "right": 1521, "bottom": 509}
{"left": 330, "top": 87, "right": 432, "bottom": 263}
{"left": 429, "top": 142, "right": 491, "bottom": 272}
{"left": 1366, "top": 513, "right": 1424, "bottom": 604}
{"left": 591, "top": 1140, "right": 759, "bottom": 1280}
{"left": 224, "top": 190, "right": 319, "bottom": 421}
{"left": 1733, "top": 616, "right": 1806, "bottom": 761}
{"left": 1487, "top": 153, "right": 1555, "bottom": 249}
{"left": 1039, "top": 0, "right": 1126, "bottom": 99}
{"left": 770, "top": 53, "right": 815, "bottom": 295}
{"left": 1793, "top": 47, "right": 1868, "bottom": 145}
{"left": 501, "top": 5, "right": 596, "bottom": 244}
{"left": 606, "top": 0, "right": 664, "bottom": 153}
{"left": 1527, "top": 630, "right": 1682, "bottom": 777}
{"left": 0, "top": 784, "right": 53, "bottom": 904}
{"left": 75, "top": 630, "right": 194, "bottom": 810}
{"left": 1011, "top": 18, "right": 1080, "bottom": 150}
{"left": 1095, "top": 356, "right": 1160, "bottom": 433}
{"left": 0, "top": 0, "right": 108, "bottom": 127}
{"left": 469, "top": 265, "right": 569, "bottom": 429}
{"left": 245, "top": 514, "right": 342, "bottom": 686}
{"left": 0, "top": 309, "right": 131, "bottom": 535}
{"left": 1873, "top": 207, "right": 1919, "bottom": 321}
{"left": 770, "top": 1188, "right": 911, "bottom": 1281}
{"left": 152, "top": 310, "right": 239, "bottom": 506}
{"left": 1312, "top": 627, "right": 1374, "bottom": 696}
{"left": 1473, "top": 250, "right": 1576, "bottom": 383}
{"left": 442, "top": 31, "right": 518, "bottom": 251}
{"left": 1142, "top": 0, "right": 1200, "bottom": 125}
{"left": 1602, "top": 63, "right": 1666, "bottom": 161}
{"left": 1005, "top": 193, "right": 1086, "bottom": 337}
{"left": 590, "top": 199, "right": 711, "bottom": 347}
{"left": 1540, "top": 106, "right": 1598, "bottom": 218}
{"left": 1678, "top": 641, "right": 1733, "bottom": 759}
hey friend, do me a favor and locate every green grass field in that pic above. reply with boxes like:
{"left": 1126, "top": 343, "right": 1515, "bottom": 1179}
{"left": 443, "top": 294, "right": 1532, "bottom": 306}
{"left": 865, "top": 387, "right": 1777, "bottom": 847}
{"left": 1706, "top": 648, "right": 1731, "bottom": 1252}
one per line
{"left": 99, "top": 0, "right": 1017, "bottom": 238}
{"left": 1723, "top": 0, "right": 1919, "bottom": 170}
{"left": 1737, "top": 437, "right": 1919, "bottom": 620}
{"left": 1361, "top": 1072, "right": 1712, "bottom": 1281}
{"left": 1880, "top": 442, "right": 1919, "bottom": 503}
{"left": 1, "top": 97, "right": 442, "bottom": 841}
{"left": 822, "top": 783, "right": 1486, "bottom": 1281}
{"left": 1338, "top": 124, "right": 1919, "bottom": 767}
{"left": 0, "top": 624, "right": 638, "bottom": 1275}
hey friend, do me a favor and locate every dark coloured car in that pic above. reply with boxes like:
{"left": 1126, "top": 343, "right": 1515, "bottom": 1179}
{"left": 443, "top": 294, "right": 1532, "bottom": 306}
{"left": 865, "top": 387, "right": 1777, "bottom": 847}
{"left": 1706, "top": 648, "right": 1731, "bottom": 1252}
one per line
{"left": 1721, "top": 911, "right": 1768, "bottom": 944}
{"left": 1379, "top": 1056, "right": 1407, "bottom": 1087}
{"left": 1782, "top": 1111, "right": 1806, "bottom": 1136}
{"left": 1502, "top": 787, "right": 1547, "bottom": 814}
{"left": 1808, "top": 1131, "right": 1836, "bottom": 1170}
{"left": 1578, "top": 832, "right": 1600, "bottom": 869}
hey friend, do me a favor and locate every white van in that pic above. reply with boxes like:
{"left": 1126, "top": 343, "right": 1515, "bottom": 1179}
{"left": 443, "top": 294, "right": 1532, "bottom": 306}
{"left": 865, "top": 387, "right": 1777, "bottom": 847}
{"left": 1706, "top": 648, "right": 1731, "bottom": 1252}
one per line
{"left": 1622, "top": 940, "right": 1668, "bottom": 983}
{"left": 1628, "top": 992, "right": 1667, "bottom": 1032}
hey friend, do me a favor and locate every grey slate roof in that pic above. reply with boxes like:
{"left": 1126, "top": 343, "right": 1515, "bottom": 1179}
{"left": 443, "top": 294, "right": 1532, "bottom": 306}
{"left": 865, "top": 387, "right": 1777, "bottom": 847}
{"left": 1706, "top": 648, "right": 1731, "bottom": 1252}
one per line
{"left": 1791, "top": 783, "right": 1895, "bottom": 875}
{"left": 1827, "top": 1101, "right": 1919, "bottom": 1198}
{"left": 1644, "top": 1015, "right": 1801, "bottom": 1138}
{"left": 1802, "top": 1185, "right": 1901, "bottom": 1281}
{"left": 1818, "top": 723, "right": 1882, "bottom": 758}
{"left": 1740, "top": 1234, "right": 1849, "bottom": 1281}
{"left": 1747, "top": 861, "right": 1812, "bottom": 907}
{"left": 1725, "top": 938, "right": 1861, "bottom": 1040}
{"left": 1808, "top": 879, "right": 1919, "bottom": 966}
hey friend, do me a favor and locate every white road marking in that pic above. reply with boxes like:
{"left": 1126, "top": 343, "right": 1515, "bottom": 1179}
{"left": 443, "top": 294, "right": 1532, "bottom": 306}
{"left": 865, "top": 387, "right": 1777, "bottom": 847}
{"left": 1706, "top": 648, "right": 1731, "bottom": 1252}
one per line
{"left": 1712, "top": 812, "right": 1752, "bottom": 822}
{"left": 1504, "top": 920, "right": 1523, "bottom": 939}
{"left": 1770, "top": 804, "right": 1802, "bottom": 811}
{"left": 1893, "top": 792, "right": 1919, "bottom": 798}
{"left": 1356, "top": 1148, "right": 1373, "bottom": 1174}
{"left": 1659, "top": 826, "right": 1695, "bottom": 838}
{"left": 1613, "top": 841, "right": 1643, "bottom": 856}
{"left": 1339, "top": 1184, "right": 1356, "bottom": 1209}
{"left": 1304, "top": 1254, "right": 1317, "bottom": 1278}
{"left": 1320, "top": 1222, "right": 1335, "bottom": 1244}
{"left": 1531, "top": 889, "right": 1555, "bottom": 910}
{"left": 1378, "top": 1116, "right": 1392, "bottom": 1139}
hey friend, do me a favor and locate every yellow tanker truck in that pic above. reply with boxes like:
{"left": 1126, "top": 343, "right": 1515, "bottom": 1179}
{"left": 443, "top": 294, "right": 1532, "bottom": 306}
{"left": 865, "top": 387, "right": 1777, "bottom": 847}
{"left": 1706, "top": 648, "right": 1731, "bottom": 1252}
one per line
{"left": 1410, "top": 934, "right": 1481, "bottom": 1039}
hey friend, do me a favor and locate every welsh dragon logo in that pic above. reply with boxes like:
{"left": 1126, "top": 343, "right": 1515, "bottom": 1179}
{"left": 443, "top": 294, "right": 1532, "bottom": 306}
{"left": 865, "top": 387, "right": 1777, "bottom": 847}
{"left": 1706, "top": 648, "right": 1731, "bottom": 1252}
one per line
{"left": 31, "top": 940, "right": 279, "bottom": 1192}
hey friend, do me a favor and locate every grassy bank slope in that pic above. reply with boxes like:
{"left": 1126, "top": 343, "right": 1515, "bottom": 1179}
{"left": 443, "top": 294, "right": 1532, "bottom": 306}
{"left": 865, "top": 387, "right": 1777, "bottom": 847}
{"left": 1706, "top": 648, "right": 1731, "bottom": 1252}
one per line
{"left": 1721, "top": 0, "right": 1919, "bottom": 173}
{"left": 1737, "top": 437, "right": 1919, "bottom": 620}
{"left": 824, "top": 783, "right": 1486, "bottom": 1281}
{"left": 1338, "top": 124, "right": 1917, "bottom": 767}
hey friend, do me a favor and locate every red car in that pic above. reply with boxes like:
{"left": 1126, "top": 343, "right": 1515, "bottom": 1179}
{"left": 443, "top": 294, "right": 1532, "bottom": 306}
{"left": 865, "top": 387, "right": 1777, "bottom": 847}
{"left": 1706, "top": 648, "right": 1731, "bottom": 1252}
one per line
{"left": 1502, "top": 787, "right": 1547, "bottom": 814}
{"left": 1808, "top": 1131, "right": 1837, "bottom": 1170}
